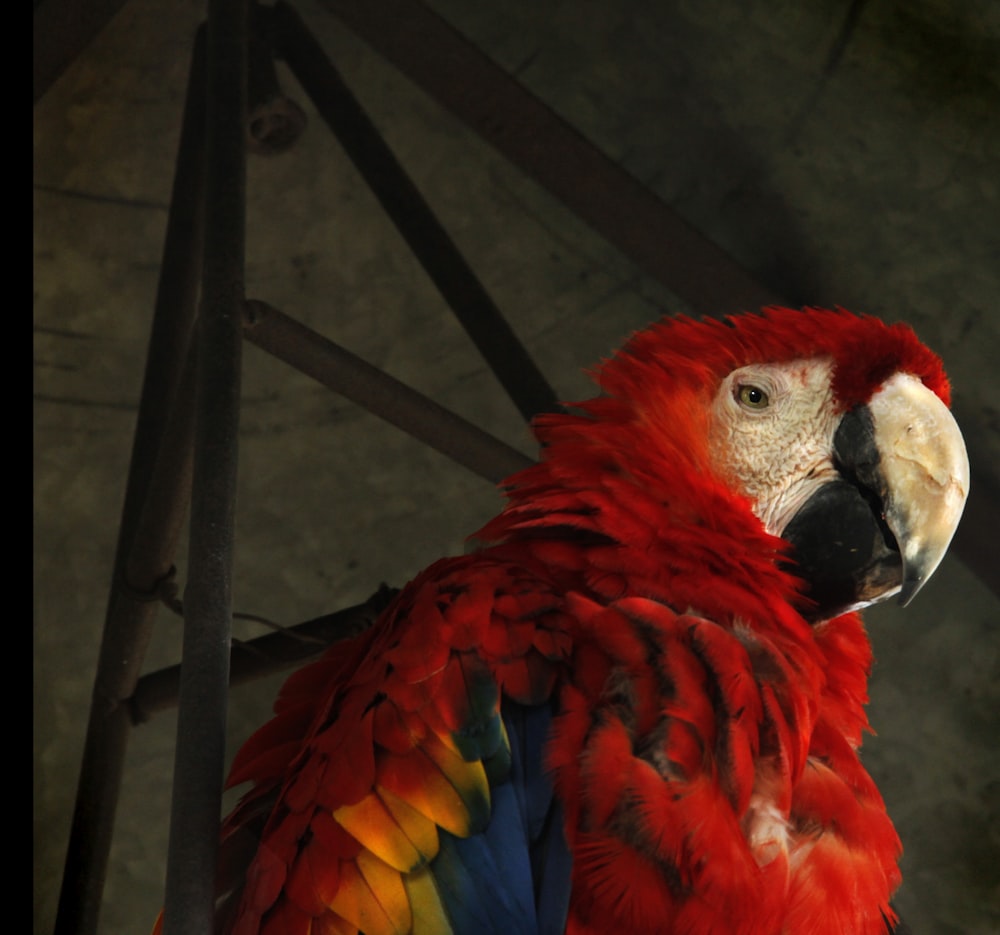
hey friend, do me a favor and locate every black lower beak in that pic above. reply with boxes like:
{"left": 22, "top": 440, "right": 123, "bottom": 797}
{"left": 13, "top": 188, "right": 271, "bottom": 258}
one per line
{"left": 781, "top": 476, "right": 903, "bottom": 623}
{"left": 782, "top": 406, "right": 902, "bottom": 622}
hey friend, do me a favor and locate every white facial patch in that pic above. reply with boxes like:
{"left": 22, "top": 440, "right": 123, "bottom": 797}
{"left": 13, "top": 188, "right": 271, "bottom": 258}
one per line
{"left": 709, "top": 358, "right": 841, "bottom": 537}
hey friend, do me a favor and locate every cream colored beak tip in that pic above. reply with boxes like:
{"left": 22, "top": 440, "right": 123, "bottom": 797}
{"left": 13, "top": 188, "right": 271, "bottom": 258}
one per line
{"left": 869, "top": 373, "right": 970, "bottom": 606}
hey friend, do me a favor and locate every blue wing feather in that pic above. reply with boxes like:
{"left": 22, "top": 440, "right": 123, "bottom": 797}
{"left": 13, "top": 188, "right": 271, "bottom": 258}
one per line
{"left": 432, "top": 701, "right": 571, "bottom": 934}
{"left": 507, "top": 702, "right": 573, "bottom": 935}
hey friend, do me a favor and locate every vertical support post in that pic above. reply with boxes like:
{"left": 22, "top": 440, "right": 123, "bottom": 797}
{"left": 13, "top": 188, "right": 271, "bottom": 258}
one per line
{"left": 54, "top": 25, "right": 209, "bottom": 935}
{"left": 161, "top": 0, "right": 247, "bottom": 932}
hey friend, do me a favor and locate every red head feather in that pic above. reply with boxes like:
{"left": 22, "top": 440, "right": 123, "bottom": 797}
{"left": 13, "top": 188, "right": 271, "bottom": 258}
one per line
{"left": 598, "top": 305, "right": 950, "bottom": 413}
{"left": 513, "top": 306, "right": 948, "bottom": 516}
{"left": 479, "top": 306, "right": 951, "bottom": 634}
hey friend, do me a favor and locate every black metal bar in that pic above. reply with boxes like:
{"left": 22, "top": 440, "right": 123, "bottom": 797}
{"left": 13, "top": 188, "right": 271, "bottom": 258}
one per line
{"left": 317, "top": 0, "right": 780, "bottom": 318}
{"left": 54, "top": 25, "right": 209, "bottom": 935}
{"left": 243, "top": 299, "right": 535, "bottom": 483}
{"left": 161, "top": 0, "right": 247, "bottom": 932}
{"left": 130, "top": 587, "right": 397, "bottom": 721}
{"left": 269, "top": 0, "right": 561, "bottom": 422}
{"left": 53, "top": 704, "right": 131, "bottom": 935}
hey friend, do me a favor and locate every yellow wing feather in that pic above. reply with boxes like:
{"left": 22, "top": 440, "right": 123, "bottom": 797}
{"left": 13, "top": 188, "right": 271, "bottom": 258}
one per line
{"left": 333, "top": 795, "right": 426, "bottom": 874}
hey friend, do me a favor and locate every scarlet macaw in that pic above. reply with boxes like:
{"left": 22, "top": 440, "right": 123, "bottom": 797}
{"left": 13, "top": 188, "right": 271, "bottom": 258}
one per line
{"left": 206, "top": 306, "right": 969, "bottom": 935}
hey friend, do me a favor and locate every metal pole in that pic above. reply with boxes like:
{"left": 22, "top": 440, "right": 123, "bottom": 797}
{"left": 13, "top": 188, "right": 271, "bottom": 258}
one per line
{"left": 161, "top": 0, "right": 247, "bottom": 931}
{"left": 269, "top": 0, "right": 561, "bottom": 422}
{"left": 243, "top": 299, "right": 535, "bottom": 483}
{"left": 130, "top": 587, "right": 398, "bottom": 720}
{"left": 54, "top": 24, "right": 208, "bottom": 935}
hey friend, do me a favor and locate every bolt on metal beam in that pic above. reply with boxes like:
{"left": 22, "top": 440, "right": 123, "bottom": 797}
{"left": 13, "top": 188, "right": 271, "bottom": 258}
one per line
{"left": 246, "top": 3, "right": 308, "bottom": 154}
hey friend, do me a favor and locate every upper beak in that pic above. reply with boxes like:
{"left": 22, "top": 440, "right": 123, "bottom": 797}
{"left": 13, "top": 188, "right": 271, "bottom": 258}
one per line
{"left": 866, "top": 373, "right": 970, "bottom": 605}
{"left": 781, "top": 371, "right": 969, "bottom": 622}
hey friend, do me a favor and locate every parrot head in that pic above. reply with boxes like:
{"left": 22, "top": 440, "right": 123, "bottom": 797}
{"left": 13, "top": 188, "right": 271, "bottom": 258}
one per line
{"left": 523, "top": 306, "right": 970, "bottom": 623}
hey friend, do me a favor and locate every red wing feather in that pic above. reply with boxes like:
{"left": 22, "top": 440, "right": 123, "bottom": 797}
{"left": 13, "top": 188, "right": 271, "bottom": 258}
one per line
{"left": 221, "top": 555, "right": 569, "bottom": 935}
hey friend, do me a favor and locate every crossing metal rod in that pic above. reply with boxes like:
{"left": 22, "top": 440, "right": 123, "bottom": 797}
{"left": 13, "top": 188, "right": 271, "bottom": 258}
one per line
{"left": 161, "top": 0, "right": 247, "bottom": 932}
{"left": 268, "top": 0, "right": 561, "bottom": 422}
{"left": 317, "top": 0, "right": 781, "bottom": 318}
{"left": 244, "top": 299, "right": 535, "bottom": 482}
{"left": 130, "top": 587, "right": 398, "bottom": 720}
{"left": 129, "top": 287, "right": 540, "bottom": 719}
{"left": 54, "top": 26, "right": 208, "bottom": 935}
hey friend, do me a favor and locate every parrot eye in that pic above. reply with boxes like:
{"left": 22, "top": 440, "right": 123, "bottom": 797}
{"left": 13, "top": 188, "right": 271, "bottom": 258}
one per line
{"left": 737, "top": 384, "right": 770, "bottom": 410}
